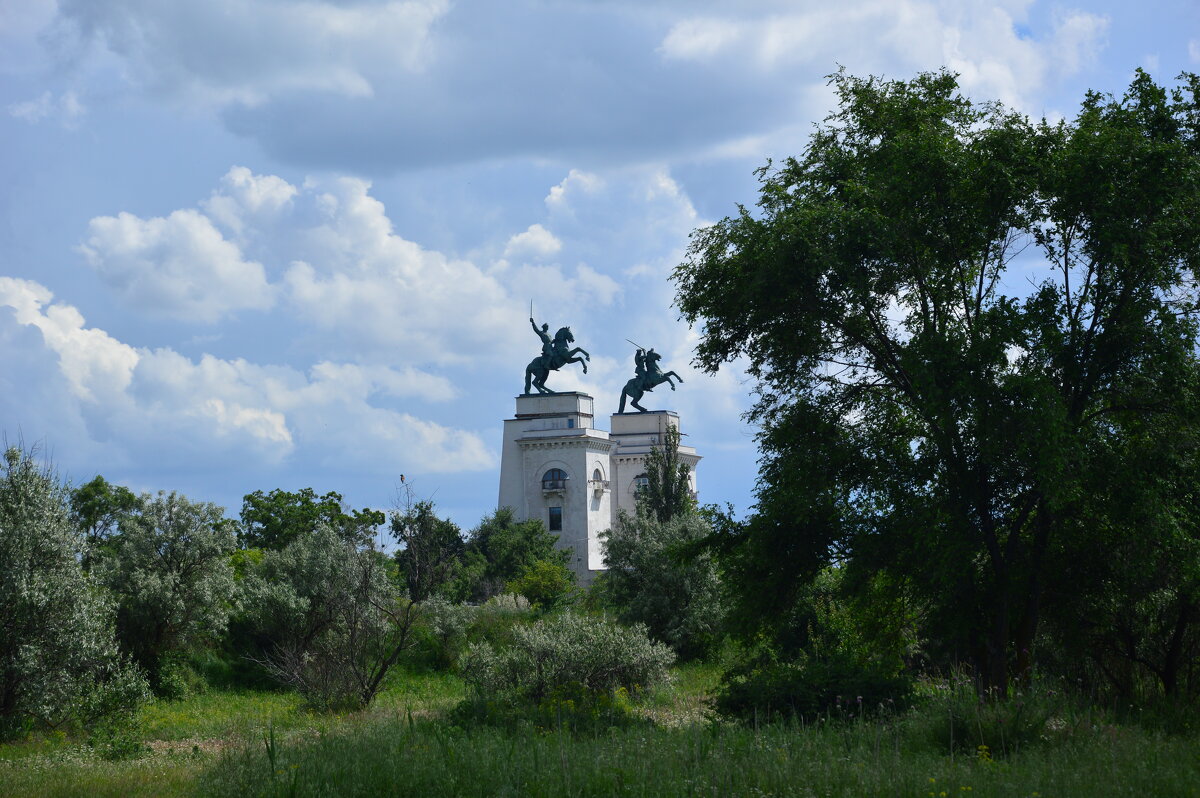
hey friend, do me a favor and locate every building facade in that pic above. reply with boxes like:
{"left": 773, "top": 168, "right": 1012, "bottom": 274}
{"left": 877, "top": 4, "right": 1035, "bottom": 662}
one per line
{"left": 497, "top": 392, "right": 700, "bottom": 585}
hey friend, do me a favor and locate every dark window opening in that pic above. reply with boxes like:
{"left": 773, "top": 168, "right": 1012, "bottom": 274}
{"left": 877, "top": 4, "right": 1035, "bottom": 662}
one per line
{"left": 542, "top": 468, "right": 568, "bottom": 491}
{"left": 548, "top": 506, "right": 563, "bottom": 531}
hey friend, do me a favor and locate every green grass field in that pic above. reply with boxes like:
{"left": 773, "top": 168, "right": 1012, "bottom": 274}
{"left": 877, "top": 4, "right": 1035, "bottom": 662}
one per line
{"left": 2, "top": 667, "right": 1198, "bottom": 797}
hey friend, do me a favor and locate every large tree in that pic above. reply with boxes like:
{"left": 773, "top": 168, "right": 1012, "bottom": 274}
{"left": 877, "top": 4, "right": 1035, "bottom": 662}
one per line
{"left": 675, "top": 69, "right": 1200, "bottom": 692}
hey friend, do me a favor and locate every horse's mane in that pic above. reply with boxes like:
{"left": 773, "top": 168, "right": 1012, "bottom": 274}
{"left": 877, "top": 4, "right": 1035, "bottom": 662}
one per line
{"left": 554, "top": 327, "right": 573, "bottom": 342}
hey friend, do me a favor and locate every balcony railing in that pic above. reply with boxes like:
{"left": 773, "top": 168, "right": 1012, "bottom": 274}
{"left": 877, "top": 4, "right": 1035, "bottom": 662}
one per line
{"left": 590, "top": 479, "right": 610, "bottom": 494}
{"left": 541, "top": 478, "right": 568, "bottom": 493}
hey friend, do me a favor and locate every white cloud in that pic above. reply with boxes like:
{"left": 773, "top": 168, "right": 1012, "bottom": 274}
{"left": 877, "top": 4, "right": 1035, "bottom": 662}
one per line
{"left": 0, "top": 279, "right": 493, "bottom": 472}
{"left": 545, "top": 170, "right": 605, "bottom": 214}
{"left": 658, "top": 1, "right": 1110, "bottom": 111}
{"left": 504, "top": 224, "right": 562, "bottom": 260}
{"left": 79, "top": 209, "right": 275, "bottom": 323}
{"left": 7, "top": 90, "right": 85, "bottom": 126}
{"left": 202, "top": 166, "right": 298, "bottom": 238}
{"left": 54, "top": 0, "right": 449, "bottom": 107}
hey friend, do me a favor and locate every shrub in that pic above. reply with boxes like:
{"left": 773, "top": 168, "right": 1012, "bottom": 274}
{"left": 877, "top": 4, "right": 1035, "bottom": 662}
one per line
{"left": 506, "top": 558, "right": 575, "bottom": 610}
{"left": 0, "top": 447, "right": 149, "bottom": 739}
{"left": 241, "top": 526, "right": 417, "bottom": 711}
{"left": 99, "top": 491, "right": 237, "bottom": 688}
{"left": 459, "top": 612, "right": 674, "bottom": 703}
{"left": 714, "top": 652, "right": 913, "bottom": 724}
{"left": 597, "top": 510, "right": 724, "bottom": 659}
{"left": 914, "top": 673, "right": 1070, "bottom": 757}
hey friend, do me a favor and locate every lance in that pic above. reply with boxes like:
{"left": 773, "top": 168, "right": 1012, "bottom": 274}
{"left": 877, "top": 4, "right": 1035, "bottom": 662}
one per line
{"left": 625, "top": 337, "right": 646, "bottom": 351}
{"left": 529, "top": 298, "right": 533, "bottom": 320}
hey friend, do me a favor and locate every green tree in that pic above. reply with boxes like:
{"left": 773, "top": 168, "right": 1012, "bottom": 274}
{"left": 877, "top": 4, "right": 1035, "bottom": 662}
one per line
{"left": 598, "top": 510, "right": 723, "bottom": 659}
{"left": 240, "top": 487, "right": 384, "bottom": 550}
{"left": 99, "top": 491, "right": 237, "bottom": 685}
{"left": 0, "top": 448, "right": 148, "bottom": 737}
{"left": 241, "top": 525, "right": 415, "bottom": 710}
{"left": 460, "top": 507, "right": 567, "bottom": 601}
{"left": 640, "top": 424, "right": 694, "bottom": 524}
{"left": 391, "top": 500, "right": 464, "bottom": 602}
{"left": 674, "top": 69, "right": 1200, "bottom": 692}
{"left": 70, "top": 475, "right": 140, "bottom": 569}
{"left": 507, "top": 558, "right": 576, "bottom": 611}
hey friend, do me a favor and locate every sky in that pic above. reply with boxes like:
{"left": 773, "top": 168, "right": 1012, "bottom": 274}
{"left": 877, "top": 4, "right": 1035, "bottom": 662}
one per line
{"left": 2, "top": 0, "right": 1198, "bottom": 532}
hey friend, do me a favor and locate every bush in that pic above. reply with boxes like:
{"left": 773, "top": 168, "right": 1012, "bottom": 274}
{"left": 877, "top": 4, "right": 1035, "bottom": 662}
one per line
{"left": 597, "top": 510, "right": 724, "bottom": 659}
{"left": 0, "top": 447, "right": 149, "bottom": 739}
{"left": 506, "top": 558, "right": 575, "bottom": 610}
{"left": 99, "top": 491, "right": 237, "bottom": 688}
{"left": 459, "top": 612, "right": 674, "bottom": 703}
{"left": 714, "top": 652, "right": 913, "bottom": 724}
{"left": 241, "top": 526, "right": 417, "bottom": 711}
{"left": 913, "top": 673, "right": 1070, "bottom": 757}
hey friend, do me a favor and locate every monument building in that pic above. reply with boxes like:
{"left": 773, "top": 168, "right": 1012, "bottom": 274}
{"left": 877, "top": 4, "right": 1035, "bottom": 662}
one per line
{"left": 498, "top": 317, "right": 700, "bottom": 585}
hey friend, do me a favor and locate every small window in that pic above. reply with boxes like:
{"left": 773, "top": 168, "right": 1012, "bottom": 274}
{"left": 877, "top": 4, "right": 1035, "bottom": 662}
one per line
{"left": 548, "top": 506, "right": 563, "bottom": 531}
{"left": 592, "top": 468, "right": 602, "bottom": 481}
{"left": 542, "top": 468, "right": 568, "bottom": 491}
{"left": 567, "top": 418, "right": 575, "bottom": 428}
{"left": 633, "top": 473, "right": 649, "bottom": 492}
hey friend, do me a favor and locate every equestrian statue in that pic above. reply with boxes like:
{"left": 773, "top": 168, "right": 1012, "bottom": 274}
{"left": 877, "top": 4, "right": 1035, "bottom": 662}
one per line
{"left": 524, "top": 316, "right": 591, "bottom": 394}
{"left": 618, "top": 346, "right": 683, "bottom": 413}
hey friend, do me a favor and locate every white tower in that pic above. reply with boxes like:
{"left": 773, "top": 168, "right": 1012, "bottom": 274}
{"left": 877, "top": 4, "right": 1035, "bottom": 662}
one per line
{"left": 498, "top": 393, "right": 701, "bottom": 586}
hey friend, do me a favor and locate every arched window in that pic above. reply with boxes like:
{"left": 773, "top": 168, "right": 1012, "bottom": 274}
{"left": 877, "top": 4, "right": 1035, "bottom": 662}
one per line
{"left": 542, "top": 468, "right": 568, "bottom": 491}
{"left": 592, "top": 468, "right": 603, "bottom": 482}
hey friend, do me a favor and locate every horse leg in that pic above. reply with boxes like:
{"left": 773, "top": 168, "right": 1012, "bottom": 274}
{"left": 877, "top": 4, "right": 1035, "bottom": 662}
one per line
{"left": 525, "top": 366, "right": 533, "bottom": 395}
{"left": 618, "top": 390, "right": 627, "bottom": 414}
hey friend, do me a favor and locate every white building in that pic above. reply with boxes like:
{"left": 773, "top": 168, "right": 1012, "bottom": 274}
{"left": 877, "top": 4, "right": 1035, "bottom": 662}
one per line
{"left": 497, "top": 392, "right": 700, "bottom": 585}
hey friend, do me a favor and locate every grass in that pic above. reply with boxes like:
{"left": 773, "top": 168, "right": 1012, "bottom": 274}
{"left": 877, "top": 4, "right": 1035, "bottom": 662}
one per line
{"left": 2, "top": 666, "right": 1199, "bottom": 797}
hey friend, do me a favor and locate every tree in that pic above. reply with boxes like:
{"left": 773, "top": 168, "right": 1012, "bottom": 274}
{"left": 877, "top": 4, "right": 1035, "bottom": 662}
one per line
{"left": 391, "top": 499, "right": 464, "bottom": 602}
{"left": 674, "top": 69, "right": 1200, "bottom": 692}
{"left": 241, "top": 525, "right": 415, "bottom": 711}
{"left": 70, "top": 475, "right": 140, "bottom": 569}
{"left": 459, "top": 507, "right": 567, "bottom": 601}
{"left": 507, "top": 558, "right": 576, "bottom": 611}
{"left": 0, "top": 448, "right": 148, "bottom": 737}
{"left": 240, "top": 487, "right": 384, "bottom": 550}
{"left": 100, "top": 491, "right": 237, "bottom": 684}
{"left": 640, "top": 424, "right": 694, "bottom": 524}
{"left": 598, "top": 510, "right": 724, "bottom": 659}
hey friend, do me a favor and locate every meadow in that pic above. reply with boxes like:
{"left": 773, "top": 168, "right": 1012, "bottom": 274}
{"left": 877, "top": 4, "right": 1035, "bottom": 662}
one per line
{"left": 3, "top": 665, "right": 1199, "bottom": 798}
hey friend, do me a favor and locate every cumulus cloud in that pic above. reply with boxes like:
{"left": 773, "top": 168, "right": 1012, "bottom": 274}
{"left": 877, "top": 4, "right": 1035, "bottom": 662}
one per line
{"left": 0, "top": 278, "right": 492, "bottom": 473}
{"left": 504, "top": 224, "right": 562, "bottom": 260}
{"left": 659, "top": 1, "right": 1110, "bottom": 111}
{"left": 79, "top": 209, "right": 275, "bottom": 323}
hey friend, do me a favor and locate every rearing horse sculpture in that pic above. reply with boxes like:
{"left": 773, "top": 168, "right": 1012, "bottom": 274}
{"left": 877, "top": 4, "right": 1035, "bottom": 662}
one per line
{"left": 524, "top": 318, "right": 590, "bottom": 394}
{"left": 618, "top": 347, "right": 683, "bottom": 412}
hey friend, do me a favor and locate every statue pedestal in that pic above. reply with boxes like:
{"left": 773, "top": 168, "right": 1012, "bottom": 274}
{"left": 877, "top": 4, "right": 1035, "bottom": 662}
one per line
{"left": 608, "top": 411, "right": 700, "bottom": 518}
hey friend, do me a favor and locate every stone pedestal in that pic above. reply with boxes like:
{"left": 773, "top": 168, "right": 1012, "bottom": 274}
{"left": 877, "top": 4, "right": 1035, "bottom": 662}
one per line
{"left": 609, "top": 411, "right": 700, "bottom": 518}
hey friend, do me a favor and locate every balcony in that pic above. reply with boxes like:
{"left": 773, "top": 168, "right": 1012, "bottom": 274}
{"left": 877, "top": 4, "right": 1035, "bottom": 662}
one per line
{"left": 590, "top": 479, "right": 610, "bottom": 495}
{"left": 541, "top": 478, "right": 567, "bottom": 496}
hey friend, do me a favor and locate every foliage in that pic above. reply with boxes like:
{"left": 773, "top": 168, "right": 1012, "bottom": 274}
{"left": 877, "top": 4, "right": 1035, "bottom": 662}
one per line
{"left": 240, "top": 487, "right": 384, "bottom": 550}
{"left": 70, "top": 475, "right": 140, "bottom": 569}
{"left": 674, "top": 68, "right": 1200, "bottom": 692}
{"left": 391, "top": 499, "right": 465, "bottom": 602}
{"left": 454, "top": 507, "right": 566, "bottom": 602}
{"left": 241, "top": 525, "right": 416, "bottom": 711}
{"left": 597, "top": 509, "right": 724, "bottom": 659}
{"left": 0, "top": 447, "right": 150, "bottom": 739}
{"left": 459, "top": 612, "right": 674, "bottom": 703}
{"left": 639, "top": 424, "right": 694, "bottom": 523}
{"left": 714, "top": 653, "right": 914, "bottom": 725}
{"left": 98, "top": 491, "right": 237, "bottom": 688}
{"left": 913, "top": 673, "right": 1067, "bottom": 758}
{"left": 506, "top": 558, "right": 576, "bottom": 611}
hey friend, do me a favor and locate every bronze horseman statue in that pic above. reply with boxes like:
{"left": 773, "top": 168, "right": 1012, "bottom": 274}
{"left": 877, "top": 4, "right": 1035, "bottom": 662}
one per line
{"left": 618, "top": 346, "right": 683, "bottom": 413}
{"left": 524, "top": 316, "right": 591, "bottom": 394}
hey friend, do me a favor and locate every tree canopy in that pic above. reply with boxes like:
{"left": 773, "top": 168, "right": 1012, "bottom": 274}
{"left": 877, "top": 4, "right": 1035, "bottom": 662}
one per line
{"left": 674, "top": 69, "right": 1200, "bottom": 692}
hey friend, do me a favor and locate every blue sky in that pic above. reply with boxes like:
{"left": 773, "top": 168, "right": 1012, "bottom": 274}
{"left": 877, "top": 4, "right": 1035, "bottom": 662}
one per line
{"left": 2, "top": 0, "right": 1198, "bottom": 530}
